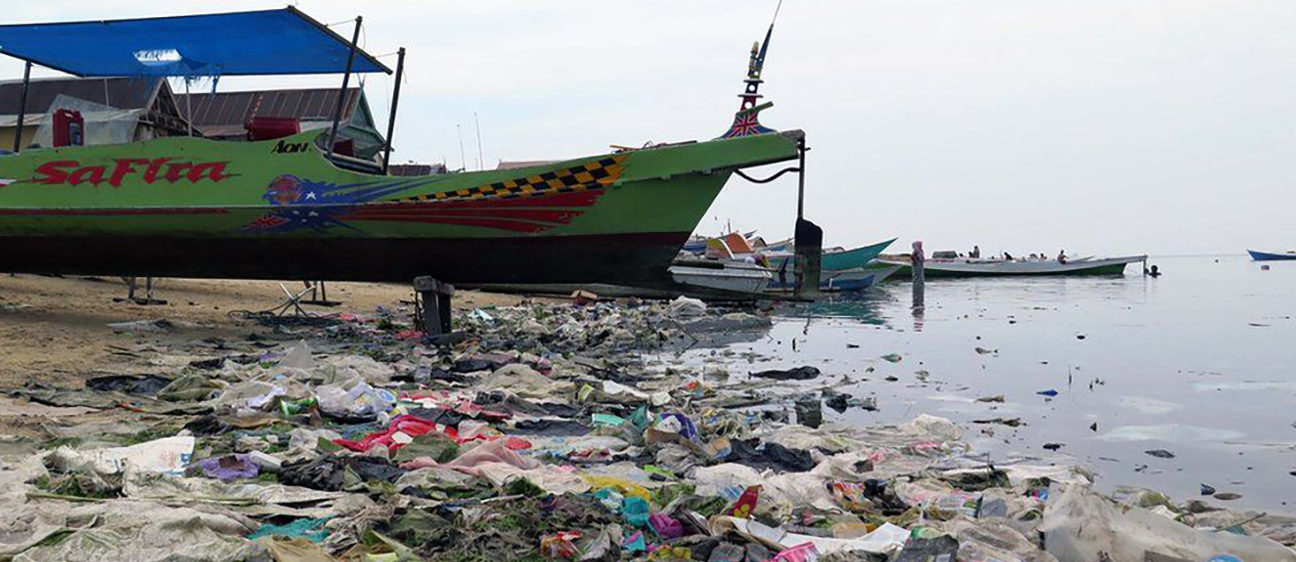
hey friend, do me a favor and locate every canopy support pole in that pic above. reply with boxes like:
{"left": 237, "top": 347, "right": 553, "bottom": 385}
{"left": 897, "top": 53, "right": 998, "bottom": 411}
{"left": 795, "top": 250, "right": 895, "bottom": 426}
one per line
{"left": 12, "top": 61, "right": 31, "bottom": 153}
{"left": 382, "top": 47, "right": 406, "bottom": 174}
{"left": 184, "top": 79, "right": 194, "bottom": 137}
{"left": 326, "top": 16, "right": 363, "bottom": 160}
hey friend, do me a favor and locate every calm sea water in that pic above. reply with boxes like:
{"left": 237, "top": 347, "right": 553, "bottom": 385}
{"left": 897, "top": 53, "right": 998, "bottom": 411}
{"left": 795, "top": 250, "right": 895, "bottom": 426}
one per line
{"left": 669, "top": 255, "right": 1296, "bottom": 509}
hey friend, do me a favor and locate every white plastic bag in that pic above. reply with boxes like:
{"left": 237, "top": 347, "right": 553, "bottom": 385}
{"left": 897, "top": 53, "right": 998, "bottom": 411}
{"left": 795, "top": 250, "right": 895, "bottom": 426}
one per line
{"left": 1042, "top": 484, "right": 1296, "bottom": 562}
{"left": 48, "top": 436, "right": 194, "bottom": 477}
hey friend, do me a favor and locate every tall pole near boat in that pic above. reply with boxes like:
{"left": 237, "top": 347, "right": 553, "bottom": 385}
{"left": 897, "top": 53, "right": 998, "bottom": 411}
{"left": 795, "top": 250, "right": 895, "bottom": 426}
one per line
{"left": 792, "top": 137, "right": 822, "bottom": 300}
{"left": 326, "top": 16, "right": 363, "bottom": 160}
{"left": 381, "top": 47, "right": 406, "bottom": 174}
{"left": 796, "top": 137, "right": 805, "bottom": 221}
{"left": 457, "top": 124, "right": 466, "bottom": 171}
{"left": 474, "top": 113, "right": 484, "bottom": 171}
{"left": 12, "top": 61, "right": 31, "bottom": 153}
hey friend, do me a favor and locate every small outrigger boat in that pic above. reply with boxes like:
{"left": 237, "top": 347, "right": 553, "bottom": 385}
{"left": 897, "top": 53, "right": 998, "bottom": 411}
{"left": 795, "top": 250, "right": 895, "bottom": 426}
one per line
{"left": 767, "top": 262, "right": 901, "bottom": 292}
{"left": 765, "top": 238, "right": 896, "bottom": 272}
{"left": 821, "top": 263, "right": 903, "bottom": 290}
{"left": 878, "top": 254, "right": 1147, "bottom": 278}
{"left": 0, "top": 9, "right": 804, "bottom": 287}
{"left": 1248, "top": 250, "right": 1296, "bottom": 261}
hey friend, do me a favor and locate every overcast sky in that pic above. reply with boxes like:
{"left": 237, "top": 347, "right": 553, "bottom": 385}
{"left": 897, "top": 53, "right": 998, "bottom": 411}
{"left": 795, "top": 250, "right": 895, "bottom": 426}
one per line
{"left": 4, "top": 1, "right": 1294, "bottom": 255}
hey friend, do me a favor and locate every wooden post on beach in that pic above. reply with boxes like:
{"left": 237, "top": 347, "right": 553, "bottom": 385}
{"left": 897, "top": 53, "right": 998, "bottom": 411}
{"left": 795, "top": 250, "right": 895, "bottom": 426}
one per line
{"left": 912, "top": 240, "right": 925, "bottom": 309}
{"left": 414, "top": 276, "right": 454, "bottom": 337}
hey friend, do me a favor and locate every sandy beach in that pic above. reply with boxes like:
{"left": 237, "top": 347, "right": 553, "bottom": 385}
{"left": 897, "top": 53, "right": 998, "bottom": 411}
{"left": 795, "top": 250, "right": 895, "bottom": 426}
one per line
{"left": 0, "top": 274, "right": 525, "bottom": 386}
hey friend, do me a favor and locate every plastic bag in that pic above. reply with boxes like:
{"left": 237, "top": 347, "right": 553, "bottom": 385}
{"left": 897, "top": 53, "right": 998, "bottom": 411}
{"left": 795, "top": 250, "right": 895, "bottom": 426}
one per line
{"left": 583, "top": 475, "right": 650, "bottom": 501}
{"left": 1041, "top": 484, "right": 1296, "bottom": 562}
{"left": 48, "top": 436, "right": 194, "bottom": 477}
{"left": 316, "top": 380, "right": 395, "bottom": 419}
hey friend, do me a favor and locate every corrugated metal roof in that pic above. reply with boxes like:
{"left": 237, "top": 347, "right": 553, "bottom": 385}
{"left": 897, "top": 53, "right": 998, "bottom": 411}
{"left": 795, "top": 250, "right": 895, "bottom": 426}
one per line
{"left": 177, "top": 87, "right": 361, "bottom": 131}
{"left": 0, "top": 76, "right": 163, "bottom": 115}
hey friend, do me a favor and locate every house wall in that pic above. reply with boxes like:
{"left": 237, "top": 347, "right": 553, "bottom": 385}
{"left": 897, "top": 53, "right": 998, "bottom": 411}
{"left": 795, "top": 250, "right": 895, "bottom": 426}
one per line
{"left": 0, "top": 126, "right": 38, "bottom": 151}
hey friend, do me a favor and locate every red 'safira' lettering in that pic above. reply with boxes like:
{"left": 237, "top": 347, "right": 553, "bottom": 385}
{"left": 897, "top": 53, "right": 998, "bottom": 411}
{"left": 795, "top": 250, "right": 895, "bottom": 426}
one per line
{"left": 33, "top": 161, "right": 78, "bottom": 184}
{"left": 30, "top": 157, "right": 234, "bottom": 186}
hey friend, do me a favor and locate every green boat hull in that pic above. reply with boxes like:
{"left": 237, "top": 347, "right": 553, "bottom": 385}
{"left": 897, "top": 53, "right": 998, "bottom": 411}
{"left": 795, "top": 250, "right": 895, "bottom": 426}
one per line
{"left": 0, "top": 130, "right": 802, "bottom": 283}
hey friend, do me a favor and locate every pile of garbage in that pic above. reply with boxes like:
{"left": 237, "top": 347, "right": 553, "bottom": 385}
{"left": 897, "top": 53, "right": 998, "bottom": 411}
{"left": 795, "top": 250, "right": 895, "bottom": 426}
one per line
{"left": 1, "top": 296, "right": 1294, "bottom": 562}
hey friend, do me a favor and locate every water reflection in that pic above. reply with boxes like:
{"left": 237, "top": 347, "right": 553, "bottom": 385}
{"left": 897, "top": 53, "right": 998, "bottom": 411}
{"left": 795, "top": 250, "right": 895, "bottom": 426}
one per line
{"left": 666, "top": 256, "right": 1296, "bottom": 510}
{"left": 777, "top": 290, "right": 895, "bottom": 325}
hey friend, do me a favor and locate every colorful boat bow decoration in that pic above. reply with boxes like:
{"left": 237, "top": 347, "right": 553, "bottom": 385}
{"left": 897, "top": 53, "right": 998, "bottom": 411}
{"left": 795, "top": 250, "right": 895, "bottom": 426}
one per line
{"left": 721, "top": 10, "right": 780, "bottom": 139}
{"left": 244, "top": 156, "right": 627, "bottom": 235}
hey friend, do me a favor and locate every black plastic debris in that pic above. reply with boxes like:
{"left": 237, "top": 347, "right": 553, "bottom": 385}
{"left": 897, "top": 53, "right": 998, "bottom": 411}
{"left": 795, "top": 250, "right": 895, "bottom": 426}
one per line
{"left": 84, "top": 374, "right": 172, "bottom": 395}
{"left": 1146, "top": 449, "right": 1176, "bottom": 459}
{"left": 893, "top": 535, "right": 959, "bottom": 562}
{"left": 505, "top": 419, "right": 591, "bottom": 437}
{"left": 794, "top": 396, "right": 823, "bottom": 428}
{"left": 750, "top": 366, "right": 821, "bottom": 381}
{"left": 720, "top": 439, "right": 816, "bottom": 473}
{"left": 453, "top": 358, "right": 501, "bottom": 373}
{"left": 823, "top": 390, "right": 851, "bottom": 413}
{"left": 280, "top": 455, "right": 407, "bottom": 492}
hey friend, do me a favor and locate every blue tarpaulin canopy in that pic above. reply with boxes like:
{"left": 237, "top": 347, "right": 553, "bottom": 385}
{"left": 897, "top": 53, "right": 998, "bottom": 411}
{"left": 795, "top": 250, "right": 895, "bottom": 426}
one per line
{"left": 0, "top": 7, "right": 390, "bottom": 77}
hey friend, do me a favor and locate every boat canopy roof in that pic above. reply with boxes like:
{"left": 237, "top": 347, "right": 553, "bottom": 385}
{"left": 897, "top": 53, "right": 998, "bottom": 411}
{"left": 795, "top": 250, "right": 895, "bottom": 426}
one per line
{"left": 0, "top": 7, "right": 391, "bottom": 77}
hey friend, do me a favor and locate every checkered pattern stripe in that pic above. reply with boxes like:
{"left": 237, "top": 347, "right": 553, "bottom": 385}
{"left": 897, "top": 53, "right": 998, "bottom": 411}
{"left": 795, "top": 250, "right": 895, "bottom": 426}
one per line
{"left": 399, "top": 156, "right": 626, "bottom": 203}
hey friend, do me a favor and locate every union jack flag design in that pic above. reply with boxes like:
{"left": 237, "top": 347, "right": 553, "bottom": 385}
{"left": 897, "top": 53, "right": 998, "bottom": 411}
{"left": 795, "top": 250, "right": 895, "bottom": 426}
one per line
{"left": 721, "top": 108, "right": 775, "bottom": 139}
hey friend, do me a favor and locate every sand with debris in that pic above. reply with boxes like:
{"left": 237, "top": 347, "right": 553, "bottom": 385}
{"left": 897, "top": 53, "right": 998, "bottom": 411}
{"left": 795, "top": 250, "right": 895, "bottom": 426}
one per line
{"left": 0, "top": 274, "right": 524, "bottom": 386}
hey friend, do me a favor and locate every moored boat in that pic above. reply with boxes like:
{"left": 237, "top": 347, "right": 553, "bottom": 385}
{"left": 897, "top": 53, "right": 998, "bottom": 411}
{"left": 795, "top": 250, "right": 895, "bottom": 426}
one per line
{"left": 878, "top": 255, "right": 1147, "bottom": 278}
{"left": 822, "top": 263, "right": 903, "bottom": 291}
{"left": 764, "top": 238, "right": 896, "bottom": 272}
{"left": 668, "top": 260, "right": 772, "bottom": 294}
{"left": 1247, "top": 250, "right": 1296, "bottom": 261}
{"left": 767, "top": 261, "right": 901, "bottom": 292}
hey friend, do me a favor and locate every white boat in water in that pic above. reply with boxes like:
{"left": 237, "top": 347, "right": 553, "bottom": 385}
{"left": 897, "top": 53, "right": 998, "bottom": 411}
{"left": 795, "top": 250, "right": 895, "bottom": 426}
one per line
{"left": 669, "top": 261, "right": 772, "bottom": 294}
{"left": 877, "top": 255, "right": 1147, "bottom": 278}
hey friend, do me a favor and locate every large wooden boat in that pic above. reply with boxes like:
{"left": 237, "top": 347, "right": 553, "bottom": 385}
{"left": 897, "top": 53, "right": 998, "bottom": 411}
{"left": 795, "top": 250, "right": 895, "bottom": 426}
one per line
{"left": 0, "top": 9, "right": 803, "bottom": 285}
